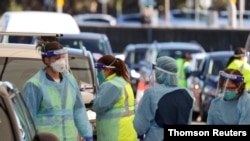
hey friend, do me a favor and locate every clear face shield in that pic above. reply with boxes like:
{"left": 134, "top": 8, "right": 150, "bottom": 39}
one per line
{"left": 244, "top": 33, "right": 250, "bottom": 64}
{"left": 150, "top": 64, "right": 177, "bottom": 85}
{"left": 94, "top": 63, "right": 116, "bottom": 84}
{"left": 217, "top": 70, "right": 244, "bottom": 101}
{"left": 41, "top": 48, "right": 70, "bottom": 73}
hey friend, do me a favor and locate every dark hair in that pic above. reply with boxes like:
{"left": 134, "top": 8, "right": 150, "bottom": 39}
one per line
{"left": 97, "top": 55, "right": 130, "bottom": 82}
{"left": 218, "top": 68, "right": 245, "bottom": 96}
{"left": 184, "top": 53, "right": 192, "bottom": 61}
{"left": 36, "top": 41, "right": 63, "bottom": 63}
{"left": 226, "top": 47, "right": 245, "bottom": 67}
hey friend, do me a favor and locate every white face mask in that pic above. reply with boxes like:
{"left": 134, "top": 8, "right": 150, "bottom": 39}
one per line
{"left": 50, "top": 58, "right": 66, "bottom": 73}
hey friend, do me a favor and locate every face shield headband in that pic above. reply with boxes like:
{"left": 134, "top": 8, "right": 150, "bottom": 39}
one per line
{"left": 152, "top": 64, "right": 177, "bottom": 75}
{"left": 219, "top": 71, "right": 244, "bottom": 82}
{"left": 95, "top": 63, "right": 116, "bottom": 69}
{"left": 41, "top": 48, "right": 68, "bottom": 57}
{"left": 233, "top": 52, "right": 249, "bottom": 57}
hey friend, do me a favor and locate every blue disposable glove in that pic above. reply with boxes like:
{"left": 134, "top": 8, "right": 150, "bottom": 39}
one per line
{"left": 138, "top": 134, "right": 144, "bottom": 141}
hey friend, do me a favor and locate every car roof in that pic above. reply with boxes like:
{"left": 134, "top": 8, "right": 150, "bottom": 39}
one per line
{"left": 75, "top": 13, "right": 116, "bottom": 20}
{"left": 1, "top": 11, "right": 80, "bottom": 33}
{"left": 74, "top": 13, "right": 117, "bottom": 26}
{"left": 151, "top": 42, "right": 205, "bottom": 51}
{"left": 206, "top": 50, "right": 234, "bottom": 57}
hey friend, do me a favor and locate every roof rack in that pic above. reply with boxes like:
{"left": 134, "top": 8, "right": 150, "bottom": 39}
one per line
{"left": 0, "top": 32, "right": 63, "bottom": 37}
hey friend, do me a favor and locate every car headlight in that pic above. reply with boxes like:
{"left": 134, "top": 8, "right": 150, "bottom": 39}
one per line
{"left": 130, "top": 69, "right": 140, "bottom": 79}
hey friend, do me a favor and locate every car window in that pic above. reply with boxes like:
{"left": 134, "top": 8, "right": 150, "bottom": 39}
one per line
{"left": 125, "top": 48, "right": 147, "bottom": 67}
{"left": 8, "top": 36, "right": 33, "bottom": 44}
{"left": 209, "top": 57, "right": 229, "bottom": 76}
{"left": 59, "top": 38, "right": 109, "bottom": 55}
{"left": 11, "top": 89, "right": 37, "bottom": 141}
{"left": 157, "top": 49, "right": 203, "bottom": 59}
{"left": 84, "top": 18, "right": 110, "bottom": 24}
{"left": 0, "top": 84, "right": 37, "bottom": 141}
{"left": 0, "top": 59, "right": 43, "bottom": 94}
{"left": 69, "top": 56, "right": 93, "bottom": 89}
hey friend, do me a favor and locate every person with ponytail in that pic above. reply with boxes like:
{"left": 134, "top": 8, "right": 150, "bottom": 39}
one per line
{"left": 92, "top": 55, "right": 137, "bottom": 141}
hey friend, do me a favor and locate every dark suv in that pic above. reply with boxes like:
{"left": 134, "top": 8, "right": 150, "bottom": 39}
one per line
{"left": 190, "top": 51, "right": 234, "bottom": 122}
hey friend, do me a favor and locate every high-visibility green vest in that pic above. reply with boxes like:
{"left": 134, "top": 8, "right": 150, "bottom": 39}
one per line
{"left": 227, "top": 59, "right": 250, "bottom": 90}
{"left": 26, "top": 70, "right": 79, "bottom": 141}
{"left": 176, "top": 58, "right": 187, "bottom": 87}
{"left": 95, "top": 75, "right": 137, "bottom": 141}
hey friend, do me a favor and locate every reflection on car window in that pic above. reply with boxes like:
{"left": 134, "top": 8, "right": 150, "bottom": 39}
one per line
{"left": 11, "top": 89, "right": 36, "bottom": 141}
{"left": 157, "top": 49, "right": 202, "bottom": 59}
{"left": 9, "top": 36, "right": 33, "bottom": 44}
{"left": 69, "top": 57, "right": 93, "bottom": 90}
{"left": 84, "top": 19, "right": 110, "bottom": 23}
{"left": 211, "top": 58, "right": 228, "bottom": 75}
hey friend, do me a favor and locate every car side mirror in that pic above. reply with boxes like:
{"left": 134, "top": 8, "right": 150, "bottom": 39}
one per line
{"left": 32, "top": 132, "right": 59, "bottom": 141}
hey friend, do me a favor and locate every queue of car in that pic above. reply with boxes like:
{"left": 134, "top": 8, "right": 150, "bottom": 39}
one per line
{"left": 0, "top": 9, "right": 247, "bottom": 139}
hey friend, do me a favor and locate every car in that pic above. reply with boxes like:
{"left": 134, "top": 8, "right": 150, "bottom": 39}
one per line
{"left": 128, "top": 41, "right": 206, "bottom": 104}
{"left": 117, "top": 13, "right": 143, "bottom": 26}
{"left": 0, "top": 81, "right": 60, "bottom": 141}
{"left": 189, "top": 50, "right": 234, "bottom": 122}
{"left": 0, "top": 11, "right": 80, "bottom": 43}
{"left": 0, "top": 38, "right": 98, "bottom": 137}
{"left": 57, "top": 32, "right": 113, "bottom": 58}
{"left": 74, "top": 13, "right": 117, "bottom": 27}
{"left": 145, "top": 41, "right": 206, "bottom": 65}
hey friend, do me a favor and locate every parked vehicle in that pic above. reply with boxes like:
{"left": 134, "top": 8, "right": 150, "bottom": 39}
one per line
{"left": 145, "top": 41, "right": 206, "bottom": 65}
{"left": 0, "top": 11, "right": 80, "bottom": 43}
{"left": 117, "top": 13, "right": 143, "bottom": 26}
{"left": 0, "top": 41, "right": 98, "bottom": 137}
{"left": 74, "top": 13, "right": 117, "bottom": 27}
{"left": 57, "top": 32, "right": 113, "bottom": 58}
{"left": 190, "top": 51, "right": 234, "bottom": 122}
{"left": 134, "top": 41, "right": 206, "bottom": 104}
{"left": 0, "top": 81, "right": 60, "bottom": 141}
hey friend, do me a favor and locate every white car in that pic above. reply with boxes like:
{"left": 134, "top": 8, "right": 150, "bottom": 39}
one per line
{"left": 0, "top": 36, "right": 97, "bottom": 137}
{"left": 0, "top": 11, "right": 80, "bottom": 43}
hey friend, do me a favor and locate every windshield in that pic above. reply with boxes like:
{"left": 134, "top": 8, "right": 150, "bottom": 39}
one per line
{"left": 8, "top": 36, "right": 33, "bottom": 44}
{"left": 125, "top": 48, "right": 148, "bottom": 68}
{"left": 157, "top": 49, "right": 203, "bottom": 59}
{"left": 59, "top": 38, "right": 109, "bottom": 55}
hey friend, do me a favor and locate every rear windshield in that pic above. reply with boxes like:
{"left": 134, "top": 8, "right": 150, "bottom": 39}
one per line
{"left": 157, "top": 49, "right": 203, "bottom": 59}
